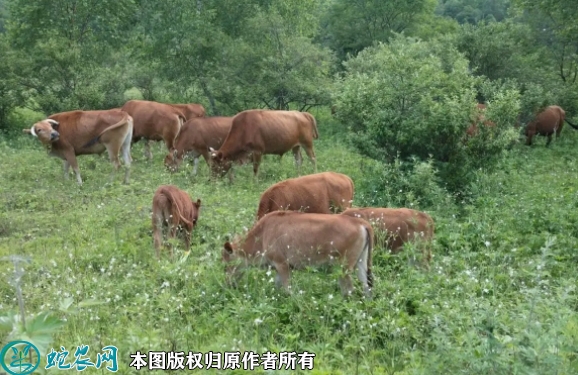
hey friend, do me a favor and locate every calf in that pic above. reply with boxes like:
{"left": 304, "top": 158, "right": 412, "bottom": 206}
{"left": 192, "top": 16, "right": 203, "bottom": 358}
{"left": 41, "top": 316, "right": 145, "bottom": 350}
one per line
{"left": 222, "top": 211, "right": 373, "bottom": 298}
{"left": 152, "top": 185, "right": 201, "bottom": 259}
{"left": 525, "top": 105, "right": 578, "bottom": 146}
{"left": 169, "top": 103, "right": 206, "bottom": 119}
{"left": 256, "top": 172, "right": 354, "bottom": 220}
{"left": 120, "top": 99, "right": 186, "bottom": 160}
{"left": 23, "top": 110, "right": 133, "bottom": 185}
{"left": 341, "top": 207, "right": 435, "bottom": 267}
{"left": 209, "top": 109, "right": 319, "bottom": 178}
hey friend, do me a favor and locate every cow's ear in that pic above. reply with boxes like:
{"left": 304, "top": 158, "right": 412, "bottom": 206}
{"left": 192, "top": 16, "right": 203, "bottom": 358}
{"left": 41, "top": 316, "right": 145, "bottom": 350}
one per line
{"left": 224, "top": 242, "right": 234, "bottom": 254}
{"left": 47, "top": 119, "right": 59, "bottom": 130}
{"left": 195, "top": 199, "right": 201, "bottom": 208}
{"left": 23, "top": 128, "right": 31, "bottom": 134}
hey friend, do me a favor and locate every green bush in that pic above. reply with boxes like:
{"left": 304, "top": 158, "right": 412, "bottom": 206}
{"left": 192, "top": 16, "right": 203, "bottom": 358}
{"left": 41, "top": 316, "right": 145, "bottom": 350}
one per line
{"left": 333, "top": 34, "right": 520, "bottom": 196}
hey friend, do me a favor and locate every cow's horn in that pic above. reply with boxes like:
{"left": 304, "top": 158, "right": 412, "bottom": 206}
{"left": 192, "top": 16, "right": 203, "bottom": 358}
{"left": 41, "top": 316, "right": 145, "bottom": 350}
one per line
{"left": 46, "top": 119, "right": 59, "bottom": 127}
{"left": 30, "top": 125, "right": 37, "bottom": 137}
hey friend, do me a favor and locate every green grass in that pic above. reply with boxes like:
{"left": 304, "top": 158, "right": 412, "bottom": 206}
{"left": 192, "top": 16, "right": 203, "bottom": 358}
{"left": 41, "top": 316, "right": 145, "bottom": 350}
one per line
{"left": 1, "top": 128, "right": 578, "bottom": 374}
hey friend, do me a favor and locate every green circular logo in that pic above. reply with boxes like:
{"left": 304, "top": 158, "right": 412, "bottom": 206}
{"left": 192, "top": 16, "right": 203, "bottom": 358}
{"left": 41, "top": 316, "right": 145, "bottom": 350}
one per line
{"left": 0, "top": 341, "right": 41, "bottom": 375}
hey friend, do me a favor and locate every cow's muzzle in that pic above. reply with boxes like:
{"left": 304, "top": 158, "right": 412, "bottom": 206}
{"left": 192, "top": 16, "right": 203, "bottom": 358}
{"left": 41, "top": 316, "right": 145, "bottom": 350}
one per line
{"left": 50, "top": 132, "right": 60, "bottom": 141}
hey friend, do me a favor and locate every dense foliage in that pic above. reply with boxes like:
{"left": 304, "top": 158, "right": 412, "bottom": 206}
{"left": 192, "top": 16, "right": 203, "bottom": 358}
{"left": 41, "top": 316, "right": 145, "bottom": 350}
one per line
{"left": 1, "top": 0, "right": 578, "bottom": 373}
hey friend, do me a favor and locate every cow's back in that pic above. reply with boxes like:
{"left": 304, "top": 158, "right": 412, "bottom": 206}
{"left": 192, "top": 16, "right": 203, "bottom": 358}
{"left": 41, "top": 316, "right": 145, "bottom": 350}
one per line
{"left": 257, "top": 172, "right": 353, "bottom": 218}
{"left": 342, "top": 207, "right": 434, "bottom": 252}
{"left": 121, "top": 100, "right": 183, "bottom": 138}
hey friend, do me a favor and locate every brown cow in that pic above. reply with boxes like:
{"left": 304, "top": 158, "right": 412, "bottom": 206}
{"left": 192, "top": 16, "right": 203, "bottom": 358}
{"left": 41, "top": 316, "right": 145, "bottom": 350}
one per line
{"left": 152, "top": 185, "right": 201, "bottom": 259}
{"left": 120, "top": 100, "right": 186, "bottom": 160}
{"left": 209, "top": 109, "right": 319, "bottom": 178}
{"left": 223, "top": 211, "right": 373, "bottom": 298}
{"left": 466, "top": 103, "right": 496, "bottom": 137}
{"left": 23, "top": 110, "right": 133, "bottom": 185}
{"left": 256, "top": 172, "right": 354, "bottom": 220}
{"left": 525, "top": 105, "right": 578, "bottom": 146}
{"left": 168, "top": 103, "right": 206, "bottom": 119}
{"left": 341, "top": 207, "right": 435, "bottom": 267}
{"left": 164, "top": 116, "right": 234, "bottom": 177}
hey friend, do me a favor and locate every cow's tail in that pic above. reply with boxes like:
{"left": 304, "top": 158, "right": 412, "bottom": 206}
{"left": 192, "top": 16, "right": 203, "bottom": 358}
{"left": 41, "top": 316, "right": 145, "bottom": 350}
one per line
{"left": 304, "top": 112, "right": 319, "bottom": 139}
{"left": 363, "top": 224, "right": 373, "bottom": 290}
{"left": 83, "top": 112, "right": 132, "bottom": 149}
{"left": 565, "top": 118, "right": 578, "bottom": 130}
{"left": 167, "top": 190, "right": 194, "bottom": 229}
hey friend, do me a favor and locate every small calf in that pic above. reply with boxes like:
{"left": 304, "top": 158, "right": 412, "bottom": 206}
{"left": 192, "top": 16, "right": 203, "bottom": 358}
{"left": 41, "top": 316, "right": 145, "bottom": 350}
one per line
{"left": 341, "top": 207, "right": 435, "bottom": 267}
{"left": 152, "top": 185, "right": 201, "bottom": 258}
{"left": 222, "top": 211, "right": 374, "bottom": 298}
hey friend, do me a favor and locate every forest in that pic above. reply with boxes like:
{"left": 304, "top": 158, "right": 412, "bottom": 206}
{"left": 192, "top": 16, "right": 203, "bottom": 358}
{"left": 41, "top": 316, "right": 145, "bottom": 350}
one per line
{"left": 1, "top": 0, "right": 578, "bottom": 374}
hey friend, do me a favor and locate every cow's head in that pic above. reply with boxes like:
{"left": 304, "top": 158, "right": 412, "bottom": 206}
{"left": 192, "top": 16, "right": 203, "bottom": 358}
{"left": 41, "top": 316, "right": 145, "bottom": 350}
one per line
{"left": 164, "top": 149, "right": 183, "bottom": 173}
{"left": 192, "top": 198, "right": 202, "bottom": 225}
{"left": 208, "top": 147, "right": 233, "bottom": 177}
{"left": 222, "top": 237, "right": 246, "bottom": 286}
{"left": 23, "top": 119, "right": 60, "bottom": 144}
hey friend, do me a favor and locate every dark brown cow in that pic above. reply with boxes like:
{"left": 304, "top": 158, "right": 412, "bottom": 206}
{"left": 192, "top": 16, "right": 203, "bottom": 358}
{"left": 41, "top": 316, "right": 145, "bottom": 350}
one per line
{"left": 209, "top": 109, "right": 319, "bottom": 178}
{"left": 152, "top": 185, "right": 201, "bottom": 259}
{"left": 164, "top": 116, "right": 233, "bottom": 177}
{"left": 256, "top": 172, "right": 354, "bottom": 220}
{"left": 120, "top": 100, "right": 186, "bottom": 160}
{"left": 525, "top": 105, "right": 578, "bottom": 146}
{"left": 169, "top": 103, "right": 206, "bottom": 119}
{"left": 223, "top": 211, "right": 373, "bottom": 297}
{"left": 23, "top": 110, "right": 133, "bottom": 185}
{"left": 341, "top": 207, "right": 435, "bottom": 267}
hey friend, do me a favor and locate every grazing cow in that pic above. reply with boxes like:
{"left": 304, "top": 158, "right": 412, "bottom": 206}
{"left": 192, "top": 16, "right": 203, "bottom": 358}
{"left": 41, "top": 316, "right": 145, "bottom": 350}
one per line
{"left": 341, "top": 207, "right": 435, "bottom": 267}
{"left": 120, "top": 100, "right": 186, "bottom": 160}
{"left": 168, "top": 103, "right": 206, "bottom": 120}
{"left": 23, "top": 110, "right": 133, "bottom": 185}
{"left": 525, "top": 105, "right": 578, "bottom": 146}
{"left": 222, "top": 211, "right": 373, "bottom": 298}
{"left": 209, "top": 109, "right": 319, "bottom": 178}
{"left": 164, "top": 116, "right": 234, "bottom": 177}
{"left": 256, "top": 172, "right": 354, "bottom": 220}
{"left": 152, "top": 185, "right": 201, "bottom": 259}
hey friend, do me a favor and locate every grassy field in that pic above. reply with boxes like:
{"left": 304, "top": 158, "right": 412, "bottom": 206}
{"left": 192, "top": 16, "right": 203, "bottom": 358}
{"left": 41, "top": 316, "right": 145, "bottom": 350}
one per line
{"left": 1, "top": 120, "right": 578, "bottom": 374}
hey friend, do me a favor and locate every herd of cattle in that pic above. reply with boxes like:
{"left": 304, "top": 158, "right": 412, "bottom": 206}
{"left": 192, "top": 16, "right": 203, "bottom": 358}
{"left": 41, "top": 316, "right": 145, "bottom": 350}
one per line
{"left": 21, "top": 99, "right": 577, "bottom": 297}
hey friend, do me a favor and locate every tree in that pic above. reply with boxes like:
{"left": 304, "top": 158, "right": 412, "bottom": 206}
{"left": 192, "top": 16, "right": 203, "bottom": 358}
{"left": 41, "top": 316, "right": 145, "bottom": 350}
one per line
{"left": 6, "top": 0, "right": 137, "bottom": 114}
{"left": 320, "top": 0, "right": 437, "bottom": 60}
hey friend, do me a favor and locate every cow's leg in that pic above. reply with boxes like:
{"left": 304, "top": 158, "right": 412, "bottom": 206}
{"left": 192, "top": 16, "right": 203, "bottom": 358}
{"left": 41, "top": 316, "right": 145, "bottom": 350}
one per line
{"left": 339, "top": 272, "right": 354, "bottom": 297}
{"left": 252, "top": 152, "right": 262, "bottom": 180}
{"left": 274, "top": 263, "right": 292, "bottom": 294}
{"left": 546, "top": 134, "right": 553, "bottom": 146}
{"left": 153, "top": 215, "right": 163, "bottom": 259}
{"left": 64, "top": 150, "right": 83, "bottom": 185}
{"left": 63, "top": 160, "right": 70, "bottom": 180}
{"left": 120, "top": 133, "right": 132, "bottom": 184}
{"left": 168, "top": 224, "right": 177, "bottom": 259}
{"left": 184, "top": 229, "right": 191, "bottom": 254}
{"left": 104, "top": 141, "right": 122, "bottom": 183}
{"left": 292, "top": 146, "right": 303, "bottom": 174}
{"left": 355, "top": 245, "right": 372, "bottom": 299}
{"left": 302, "top": 144, "right": 317, "bottom": 172}
{"left": 193, "top": 157, "right": 200, "bottom": 175}
{"left": 144, "top": 140, "right": 153, "bottom": 160}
